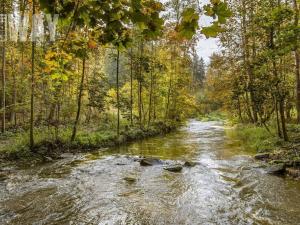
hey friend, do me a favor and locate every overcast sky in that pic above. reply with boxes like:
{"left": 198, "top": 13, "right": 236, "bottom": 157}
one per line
{"left": 196, "top": 0, "right": 221, "bottom": 64}
{"left": 160, "top": 0, "right": 220, "bottom": 64}
{"left": 197, "top": 15, "right": 220, "bottom": 64}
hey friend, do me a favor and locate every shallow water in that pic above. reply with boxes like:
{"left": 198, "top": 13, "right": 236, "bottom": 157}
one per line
{"left": 0, "top": 120, "right": 300, "bottom": 225}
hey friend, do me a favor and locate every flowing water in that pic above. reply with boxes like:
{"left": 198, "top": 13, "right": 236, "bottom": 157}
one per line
{"left": 0, "top": 120, "right": 300, "bottom": 225}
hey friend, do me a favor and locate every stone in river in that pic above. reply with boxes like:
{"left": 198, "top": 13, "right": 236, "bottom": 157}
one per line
{"left": 140, "top": 157, "right": 162, "bottom": 166}
{"left": 254, "top": 153, "right": 270, "bottom": 160}
{"left": 123, "top": 177, "right": 137, "bottom": 183}
{"left": 266, "top": 163, "right": 286, "bottom": 175}
{"left": 0, "top": 172, "right": 8, "bottom": 181}
{"left": 164, "top": 164, "right": 183, "bottom": 172}
{"left": 184, "top": 161, "right": 198, "bottom": 167}
{"left": 286, "top": 168, "right": 300, "bottom": 178}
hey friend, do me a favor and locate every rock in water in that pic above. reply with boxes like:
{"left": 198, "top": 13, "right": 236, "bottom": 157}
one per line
{"left": 254, "top": 153, "right": 270, "bottom": 160}
{"left": 286, "top": 168, "right": 300, "bottom": 178}
{"left": 43, "top": 156, "right": 54, "bottom": 162}
{"left": 123, "top": 177, "right": 136, "bottom": 183}
{"left": 140, "top": 157, "right": 162, "bottom": 166}
{"left": 184, "top": 161, "right": 197, "bottom": 167}
{"left": 164, "top": 165, "right": 183, "bottom": 172}
{"left": 266, "top": 163, "right": 285, "bottom": 175}
{"left": 0, "top": 173, "right": 7, "bottom": 181}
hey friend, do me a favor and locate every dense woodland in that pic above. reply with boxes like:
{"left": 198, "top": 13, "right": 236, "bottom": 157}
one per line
{"left": 204, "top": 0, "right": 299, "bottom": 142}
{"left": 0, "top": 0, "right": 219, "bottom": 153}
{"left": 0, "top": 0, "right": 299, "bottom": 156}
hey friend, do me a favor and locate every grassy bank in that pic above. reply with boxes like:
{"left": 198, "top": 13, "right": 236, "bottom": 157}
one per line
{"left": 197, "top": 112, "right": 227, "bottom": 122}
{"left": 233, "top": 123, "right": 300, "bottom": 177}
{"left": 0, "top": 121, "right": 177, "bottom": 163}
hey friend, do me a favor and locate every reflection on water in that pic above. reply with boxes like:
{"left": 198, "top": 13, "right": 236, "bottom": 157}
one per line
{"left": 0, "top": 120, "right": 300, "bottom": 225}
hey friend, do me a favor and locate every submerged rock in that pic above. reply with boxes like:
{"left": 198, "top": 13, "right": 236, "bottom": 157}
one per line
{"left": 286, "top": 168, "right": 300, "bottom": 178}
{"left": 43, "top": 156, "right": 54, "bottom": 162}
{"left": 0, "top": 173, "right": 8, "bottom": 181}
{"left": 184, "top": 161, "right": 198, "bottom": 167}
{"left": 123, "top": 177, "right": 137, "bottom": 183}
{"left": 59, "top": 153, "right": 74, "bottom": 159}
{"left": 164, "top": 164, "right": 183, "bottom": 172}
{"left": 116, "top": 163, "right": 127, "bottom": 166}
{"left": 140, "top": 157, "right": 162, "bottom": 166}
{"left": 266, "top": 163, "right": 285, "bottom": 175}
{"left": 254, "top": 153, "right": 270, "bottom": 160}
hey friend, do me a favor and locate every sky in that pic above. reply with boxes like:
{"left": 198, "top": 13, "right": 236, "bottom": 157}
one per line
{"left": 159, "top": 0, "right": 220, "bottom": 64}
{"left": 196, "top": 0, "right": 221, "bottom": 64}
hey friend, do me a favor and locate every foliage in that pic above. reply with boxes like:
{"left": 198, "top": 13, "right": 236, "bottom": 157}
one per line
{"left": 0, "top": 0, "right": 230, "bottom": 157}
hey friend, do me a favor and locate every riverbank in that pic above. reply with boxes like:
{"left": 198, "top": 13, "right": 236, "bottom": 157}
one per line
{"left": 0, "top": 121, "right": 177, "bottom": 165}
{"left": 198, "top": 112, "right": 300, "bottom": 178}
{"left": 233, "top": 123, "right": 300, "bottom": 178}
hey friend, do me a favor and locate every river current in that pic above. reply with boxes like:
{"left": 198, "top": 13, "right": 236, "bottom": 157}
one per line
{"left": 0, "top": 120, "right": 300, "bottom": 225}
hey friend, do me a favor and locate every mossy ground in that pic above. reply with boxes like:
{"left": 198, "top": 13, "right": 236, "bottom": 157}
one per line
{"left": 0, "top": 121, "right": 177, "bottom": 164}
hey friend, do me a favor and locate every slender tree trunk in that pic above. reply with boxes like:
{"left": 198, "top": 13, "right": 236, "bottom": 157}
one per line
{"left": 275, "top": 98, "right": 282, "bottom": 138}
{"left": 116, "top": 49, "right": 120, "bottom": 137}
{"left": 130, "top": 48, "right": 133, "bottom": 126}
{"left": 293, "top": 0, "right": 300, "bottom": 123}
{"left": 279, "top": 98, "right": 288, "bottom": 141}
{"left": 30, "top": 0, "right": 36, "bottom": 150}
{"left": 237, "top": 97, "right": 243, "bottom": 122}
{"left": 148, "top": 42, "right": 154, "bottom": 127}
{"left": 166, "top": 45, "right": 174, "bottom": 120}
{"left": 71, "top": 56, "right": 86, "bottom": 142}
{"left": 11, "top": 49, "right": 17, "bottom": 126}
{"left": 1, "top": 34, "right": 5, "bottom": 133}
{"left": 153, "top": 72, "right": 157, "bottom": 121}
{"left": 138, "top": 42, "right": 143, "bottom": 128}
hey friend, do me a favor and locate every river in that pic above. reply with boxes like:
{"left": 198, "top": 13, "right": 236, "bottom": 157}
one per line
{"left": 0, "top": 120, "right": 300, "bottom": 225}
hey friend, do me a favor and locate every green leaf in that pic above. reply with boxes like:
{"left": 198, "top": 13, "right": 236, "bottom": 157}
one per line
{"left": 201, "top": 22, "right": 225, "bottom": 38}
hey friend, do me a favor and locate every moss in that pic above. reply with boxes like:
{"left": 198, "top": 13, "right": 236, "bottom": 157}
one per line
{"left": 0, "top": 122, "right": 176, "bottom": 162}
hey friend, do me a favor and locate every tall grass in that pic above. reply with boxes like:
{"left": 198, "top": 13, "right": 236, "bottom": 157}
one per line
{"left": 234, "top": 124, "right": 283, "bottom": 152}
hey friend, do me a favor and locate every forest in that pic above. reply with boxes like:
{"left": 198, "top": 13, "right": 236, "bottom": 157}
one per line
{"left": 0, "top": 0, "right": 214, "bottom": 157}
{"left": 0, "top": 0, "right": 300, "bottom": 224}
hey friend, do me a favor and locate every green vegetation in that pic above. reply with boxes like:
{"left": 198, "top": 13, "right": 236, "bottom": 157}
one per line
{"left": 198, "top": 112, "right": 227, "bottom": 122}
{"left": 0, "top": 120, "right": 177, "bottom": 162}
{"left": 201, "top": 0, "right": 300, "bottom": 168}
{"left": 233, "top": 124, "right": 282, "bottom": 153}
{"left": 0, "top": 0, "right": 232, "bottom": 161}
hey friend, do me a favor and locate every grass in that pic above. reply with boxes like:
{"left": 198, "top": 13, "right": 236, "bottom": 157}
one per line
{"left": 197, "top": 111, "right": 227, "bottom": 122}
{"left": 233, "top": 123, "right": 283, "bottom": 153}
{"left": 231, "top": 122, "right": 300, "bottom": 167}
{"left": 0, "top": 121, "right": 177, "bottom": 162}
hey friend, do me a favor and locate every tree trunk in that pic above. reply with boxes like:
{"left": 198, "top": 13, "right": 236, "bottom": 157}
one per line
{"left": 166, "top": 45, "right": 174, "bottom": 121}
{"left": 30, "top": 0, "right": 35, "bottom": 150}
{"left": 11, "top": 49, "right": 17, "bottom": 126}
{"left": 279, "top": 98, "right": 288, "bottom": 141}
{"left": 71, "top": 56, "right": 86, "bottom": 142}
{"left": 275, "top": 98, "right": 282, "bottom": 138}
{"left": 1, "top": 33, "right": 5, "bottom": 133}
{"left": 130, "top": 48, "right": 133, "bottom": 126}
{"left": 116, "top": 49, "right": 120, "bottom": 137}
{"left": 293, "top": 0, "right": 300, "bottom": 123}
{"left": 148, "top": 42, "right": 154, "bottom": 127}
{"left": 138, "top": 42, "right": 143, "bottom": 128}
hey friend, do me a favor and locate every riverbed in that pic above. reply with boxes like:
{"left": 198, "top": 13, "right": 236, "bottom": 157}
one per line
{"left": 0, "top": 120, "right": 300, "bottom": 225}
